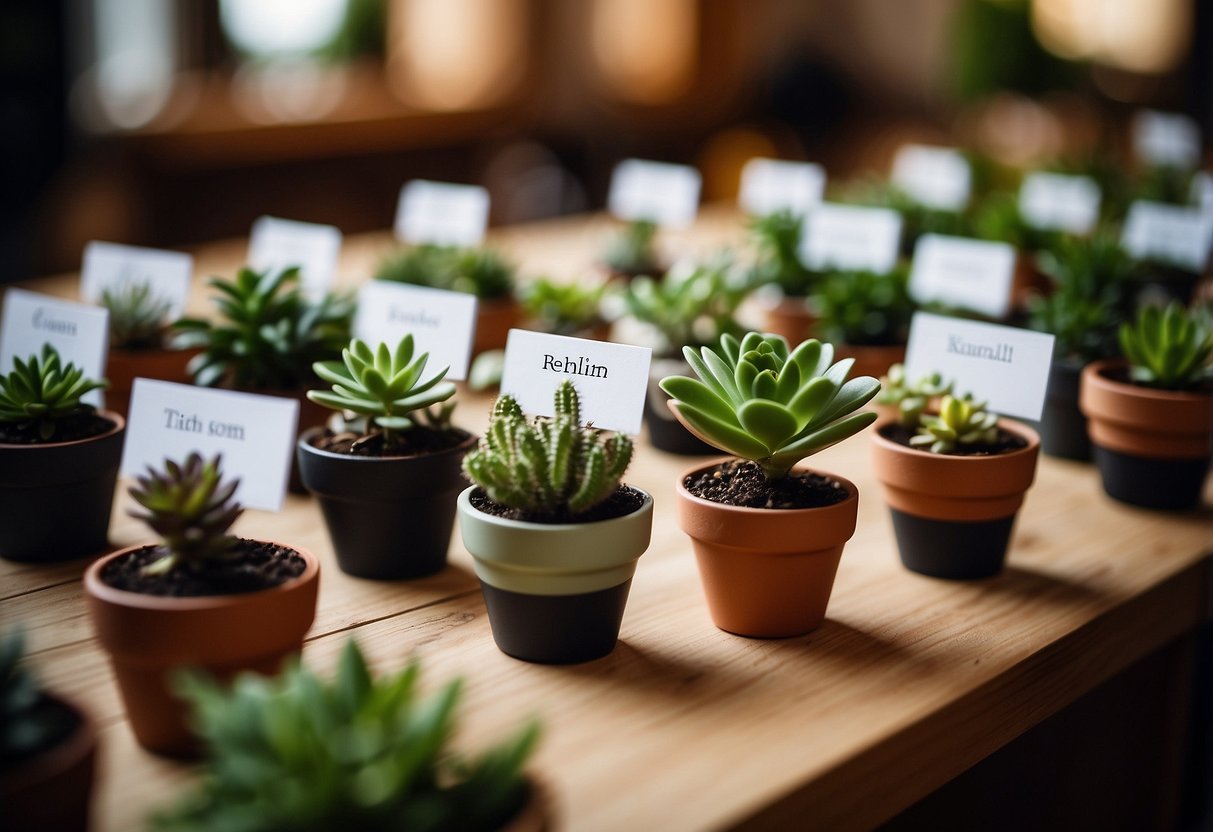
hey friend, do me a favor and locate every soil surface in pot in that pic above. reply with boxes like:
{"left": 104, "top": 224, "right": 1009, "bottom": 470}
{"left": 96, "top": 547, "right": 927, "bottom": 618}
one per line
{"left": 100, "top": 541, "right": 306, "bottom": 597}
{"left": 309, "top": 426, "right": 472, "bottom": 457}
{"left": 1098, "top": 364, "right": 1213, "bottom": 395}
{"left": 880, "top": 424, "right": 1028, "bottom": 456}
{"left": 469, "top": 485, "right": 645, "bottom": 524}
{"left": 0, "top": 411, "right": 114, "bottom": 444}
{"left": 683, "top": 460, "right": 848, "bottom": 509}
{"left": 0, "top": 696, "right": 78, "bottom": 768}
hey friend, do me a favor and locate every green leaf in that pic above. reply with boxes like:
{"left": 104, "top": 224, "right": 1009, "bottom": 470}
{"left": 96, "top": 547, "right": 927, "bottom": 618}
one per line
{"left": 737, "top": 399, "right": 797, "bottom": 451}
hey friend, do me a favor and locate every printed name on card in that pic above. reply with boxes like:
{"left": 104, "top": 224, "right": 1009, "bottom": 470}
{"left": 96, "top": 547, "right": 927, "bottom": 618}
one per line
{"left": 1018, "top": 172, "right": 1101, "bottom": 234}
{"left": 499, "top": 330, "right": 652, "bottom": 435}
{"left": 891, "top": 144, "right": 971, "bottom": 211}
{"left": 248, "top": 216, "right": 342, "bottom": 298}
{"left": 608, "top": 159, "right": 702, "bottom": 229}
{"left": 354, "top": 281, "right": 478, "bottom": 381}
{"left": 909, "top": 234, "right": 1016, "bottom": 320}
{"left": 395, "top": 180, "right": 490, "bottom": 247}
{"left": 122, "top": 380, "right": 299, "bottom": 512}
{"left": 1122, "top": 201, "right": 1210, "bottom": 273}
{"left": 904, "top": 312, "right": 1055, "bottom": 421}
{"left": 738, "top": 158, "right": 826, "bottom": 217}
{"left": 80, "top": 241, "right": 193, "bottom": 318}
{"left": 0, "top": 288, "right": 110, "bottom": 408}
{"left": 800, "top": 204, "right": 902, "bottom": 274}
{"left": 1132, "top": 110, "right": 1201, "bottom": 170}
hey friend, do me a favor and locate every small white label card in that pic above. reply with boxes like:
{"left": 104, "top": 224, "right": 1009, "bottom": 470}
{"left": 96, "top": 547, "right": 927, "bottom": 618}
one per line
{"left": 0, "top": 288, "right": 109, "bottom": 407}
{"left": 904, "top": 312, "right": 1056, "bottom": 421}
{"left": 607, "top": 159, "right": 702, "bottom": 228}
{"left": 909, "top": 234, "right": 1017, "bottom": 320}
{"left": 800, "top": 203, "right": 902, "bottom": 273}
{"left": 80, "top": 241, "right": 193, "bottom": 318}
{"left": 395, "top": 180, "right": 490, "bottom": 247}
{"left": 1018, "top": 172, "right": 1101, "bottom": 234}
{"left": 1122, "top": 200, "right": 1210, "bottom": 272}
{"left": 354, "top": 281, "right": 477, "bottom": 381}
{"left": 1132, "top": 109, "right": 1201, "bottom": 170}
{"left": 122, "top": 379, "right": 298, "bottom": 512}
{"left": 1193, "top": 171, "right": 1213, "bottom": 212}
{"left": 891, "top": 144, "right": 971, "bottom": 211}
{"left": 248, "top": 216, "right": 342, "bottom": 298}
{"left": 499, "top": 330, "right": 652, "bottom": 435}
{"left": 738, "top": 158, "right": 826, "bottom": 217}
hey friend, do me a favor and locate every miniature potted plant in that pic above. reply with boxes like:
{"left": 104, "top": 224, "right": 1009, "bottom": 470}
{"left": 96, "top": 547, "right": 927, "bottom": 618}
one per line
{"left": 1, "top": 629, "right": 97, "bottom": 831}
{"left": 520, "top": 276, "right": 611, "bottom": 340}
{"left": 297, "top": 335, "right": 476, "bottom": 579}
{"left": 99, "top": 281, "right": 197, "bottom": 418}
{"left": 872, "top": 363, "right": 951, "bottom": 424}
{"left": 459, "top": 380, "right": 653, "bottom": 664}
{"left": 1080, "top": 302, "right": 1212, "bottom": 509}
{"left": 870, "top": 393, "right": 1040, "bottom": 579}
{"left": 150, "top": 639, "right": 544, "bottom": 832}
{"left": 84, "top": 453, "right": 320, "bottom": 757}
{"left": 0, "top": 345, "right": 124, "bottom": 563}
{"left": 601, "top": 218, "right": 662, "bottom": 281}
{"left": 748, "top": 210, "right": 823, "bottom": 343}
{"left": 811, "top": 264, "right": 915, "bottom": 379}
{"left": 660, "top": 332, "right": 879, "bottom": 637}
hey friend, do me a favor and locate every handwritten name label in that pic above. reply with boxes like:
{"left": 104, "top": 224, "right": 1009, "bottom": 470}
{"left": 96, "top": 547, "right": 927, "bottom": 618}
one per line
{"left": 800, "top": 203, "right": 902, "bottom": 273}
{"left": 891, "top": 144, "right": 971, "bottom": 211}
{"left": 608, "top": 159, "right": 702, "bottom": 229}
{"left": 738, "top": 158, "right": 826, "bottom": 216}
{"left": 354, "top": 281, "right": 477, "bottom": 380}
{"left": 909, "top": 234, "right": 1016, "bottom": 320}
{"left": 0, "top": 288, "right": 109, "bottom": 408}
{"left": 122, "top": 379, "right": 298, "bottom": 511}
{"left": 80, "top": 241, "right": 192, "bottom": 318}
{"left": 1122, "top": 201, "right": 1210, "bottom": 273}
{"left": 1133, "top": 109, "right": 1200, "bottom": 170}
{"left": 248, "top": 216, "right": 342, "bottom": 298}
{"left": 1018, "top": 172, "right": 1101, "bottom": 234}
{"left": 904, "top": 312, "right": 1055, "bottom": 421}
{"left": 395, "top": 180, "right": 490, "bottom": 247}
{"left": 500, "top": 330, "right": 652, "bottom": 435}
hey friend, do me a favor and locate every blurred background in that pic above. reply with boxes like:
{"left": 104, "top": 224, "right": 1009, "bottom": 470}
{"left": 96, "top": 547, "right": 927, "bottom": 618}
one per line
{"left": 0, "top": 0, "right": 1207, "bottom": 283}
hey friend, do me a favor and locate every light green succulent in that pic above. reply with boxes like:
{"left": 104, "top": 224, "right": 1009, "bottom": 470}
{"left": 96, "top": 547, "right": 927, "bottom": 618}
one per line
{"left": 660, "top": 332, "right": 880, "bottom": 480}
{"left": 910, "top": 395, "right": 998, "bottom": 454}
{"left": 875, "top": 363, "right": 953, "bottom": 427}
{"left": 520, "top": 277, "right": 609, "bottom": 336}
{"left": 0, "top": 345, "right": 107, "bottom": 440}
{"left": 1118, "top": 301, "right": 1213, "bottom": 390}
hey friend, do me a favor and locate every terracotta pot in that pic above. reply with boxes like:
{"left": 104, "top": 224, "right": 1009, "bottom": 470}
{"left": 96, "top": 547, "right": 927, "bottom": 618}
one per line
{"left": 835, "top": 342, "right": 906, "bottom": 382}
{"left": 84, "top": 543, "right": 320, "bottom": 757}
{"left": 0, "top": 412, "right": 125, "bottom": 563}
{"left": 1079, "top": 359, "right": 1212, "bottom": 509}
{"left": 674, "top": 460, "right": 859, "bottom": 638}
{"left": 762, "top": 295, "right": 816, "bottom": 345}
{"left": 473, "top": 297, "right": 522, "bottom": 356}
{"left": 0, "top": 694, "right": 97, "bottom": 831}
{"left": 870, "top": 418, "right": 1040, "bottom": 579}
{"left": 104, "top": 346, "right": 200, "bottom": 418}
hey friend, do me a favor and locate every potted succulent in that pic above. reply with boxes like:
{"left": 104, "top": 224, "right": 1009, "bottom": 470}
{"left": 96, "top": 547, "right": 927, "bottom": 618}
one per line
{"left": 748, "top": 210, "right": 823, "bottom": 343}
{"left": 150, "top": 639, "right": 545, "bottom": 832}
{"left": 0, "top": 345, "right": 124, "bottom": 563}
{"left": 376, "top": 244, "right": 520, "bottom": 355}
{"left": 458, "top": 380, "right": 653, "bottom": 664}
{"left": 601, "top": 218, "right": 662, "bottom": 281}
{"left": 297, "top": 335, "right": 476, "bottom": 579}
{"left": 660, "top": 332, "right": 879, "bottom": 637}
{"left": 811, "top": 264, "right": 915, "bottom": 379}
{"left": 99, "top": 281, "right": 197, "bottom": 418}
{"left": 870, "top": 393, "right": 1040, "bottom": 579}
{"left": 872, "top": 363, "right": 951, "bottom": 424}
{"left": 519, "top": 276, "right": 611, "bottom": 340}
{"left": 1080, "top": 302, "right": 1212, "bottom": 509}
{"left": 84, "top": 453, "right": 320, "bottom": 757}
{"left": 1, "top": 629, "right": 97, "bottom": 832}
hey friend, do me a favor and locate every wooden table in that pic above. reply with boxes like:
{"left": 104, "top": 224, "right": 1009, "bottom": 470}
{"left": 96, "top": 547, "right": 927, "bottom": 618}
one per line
{"left": 3, "top": 207, "right": 1211, "bottom": 831}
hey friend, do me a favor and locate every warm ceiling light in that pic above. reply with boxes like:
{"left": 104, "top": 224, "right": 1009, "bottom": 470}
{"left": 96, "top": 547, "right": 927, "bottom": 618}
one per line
{"left": 1030, "top": 0, "right": 1190, "bottom": 74}
{"left": 591, "top": 0, "right": 697, "bottom": 105}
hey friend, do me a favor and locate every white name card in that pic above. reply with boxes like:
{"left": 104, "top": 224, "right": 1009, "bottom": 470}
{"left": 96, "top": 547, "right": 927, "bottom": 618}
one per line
{"left": 0, "top": 288, "right": 109, "bottom": 408}
{"left": 354, "top": 281, "right": 478, "bottom": 381}
{"left": 1122, "top": 201, "right": 1210, "bottom": 273}
{"left": 909, "top": 234, "right": 1016, "bottom": 320}
{"left": 1018, "top": 172, "right": 1101, "bottom": 234}
{"left": 395, "top": 180, "right": 490, "bottom": 247}
{"left": 122, "top": 379, "right": 298, "bottom": 512}
{"left": 1133, "top": 110, "right": 1201, "bottom": 170}
{"left": 891, "top": 144, "right": 971, "bottom": 211}
{"left": 800, "top": 203, "right": 902, "bottom": 273}
{"left": 738, "top": 158, "right": 826, "bottom": 217}
{"left": 608, "top": 159, "right": 702, "bottom": 229}
{"left": 904, "top": 312, "right": 1055, "bottom": 421}
{"left": 500, "top": 330, "right": 652, "bottom": 435}
{"left": 80, "top": 241, "right": 192, "bottom": 318}
{"left": 248, "top": 216, "right": 342, "bottom": 299}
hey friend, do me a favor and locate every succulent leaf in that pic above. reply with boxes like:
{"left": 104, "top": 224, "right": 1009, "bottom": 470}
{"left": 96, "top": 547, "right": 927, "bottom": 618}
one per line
{"left": 1118, "top": 302, "right": 1213, "bottom": 390}
{"left": 0, "top": 345, "right": 106, "bottom": 440}
{"left": 910, "top": 395, "right": 999, "bottom": 454}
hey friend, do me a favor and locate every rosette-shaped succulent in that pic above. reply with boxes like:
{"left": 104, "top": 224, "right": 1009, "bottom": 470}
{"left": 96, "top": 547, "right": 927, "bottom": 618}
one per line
{"left": 876, "top": 363, "right": 953, "bottom": 427}
{"left": 0, "top": 345, "right": 106, "bottom": 440}
{"left": 1119, "top": 301, "right": 1213, "bottom": 390}
{"left": 910, "top": 395, "right": 998, "bottom": 454}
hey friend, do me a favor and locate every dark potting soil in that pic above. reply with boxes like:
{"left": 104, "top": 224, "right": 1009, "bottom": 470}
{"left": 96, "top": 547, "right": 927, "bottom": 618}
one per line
{"left": 0, "top": 411, "right": 114, "bottom": 445}
{"left": 470, "top": 485, "right": 646, "bottom": 525}
{"left": 880, "top": 423, "right": 1028, "bottom": 456}
{"left": 1099, "top": 365, "right": 1213, "bottom": 395}
{"left": 683, "top": 460, "right": 849, "bottom": 509}
{"left": 0, "top": 695, "right": 79, "bottom": 769}
{"left": 310, "top": 426, "right": 473, "bottom": 457}
{"left": 100, "top": 540, "right": 306, "bottom": 597}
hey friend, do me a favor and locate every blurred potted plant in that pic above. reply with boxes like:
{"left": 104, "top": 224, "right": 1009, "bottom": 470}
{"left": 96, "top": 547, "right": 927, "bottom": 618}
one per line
{"left": 520, "top": 276, "right": 611, "bottom": 340}
{"left": 99, "top": 281, "right": 197, "bottom": 418}
{"left": 747, "top": 210, "right": 823, "bottom": 343}
{"left": 661, "top": 332, "right": 879, "bottom": 637}
{"left": 811, "top": 264, "right": 915, "bottom": 379}
{"left": 459, "top": 380, "right": 653, "bottom": 664}
{"left": 969, "top": 189, "right": 1061, "bottom": 315}
{"left": 601, "top": 218, "right": 662, "bottom": 281}
{"left": 872, "top": 363, "right": 951, "bottom": 424}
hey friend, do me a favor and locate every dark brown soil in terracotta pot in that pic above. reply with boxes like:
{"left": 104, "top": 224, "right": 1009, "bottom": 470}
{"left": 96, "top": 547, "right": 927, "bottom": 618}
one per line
{"left": 0, "top": 693, "right": 97, "bottom": 832}
{"left": 762, "top": 295, "right": 816, "bottom": 345}
{"left": 104, "top": 346, "right": 200, "bottom": 418}
{"left": 473, "top": 297, "right": 522, "bottom": 356}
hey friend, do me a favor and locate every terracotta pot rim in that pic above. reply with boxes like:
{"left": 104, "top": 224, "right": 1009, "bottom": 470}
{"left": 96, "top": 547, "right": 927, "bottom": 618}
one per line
{"left": 0, "top": 410, "right": 125, "bottom": 451}
{"left": 296, "top": 426, "right": 477, "bottom": 463}
{"left": 870, "top": 416, "right": 1041, "bottom": 461}
{"left": 1082, "top": 359, "right": 1212, "bottom": 405}
{"left": 673, "top": 456, "right": 859, "bottom": 516}
{"left": 458, "top": 485, "right": 654, "bottom": 533}
{"left": 0, "top": 692, "right": 95, "bottom": 793}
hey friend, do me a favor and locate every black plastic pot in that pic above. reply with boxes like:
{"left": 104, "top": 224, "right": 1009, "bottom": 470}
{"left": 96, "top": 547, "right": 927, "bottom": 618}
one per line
{"left": 889, "top": 509, "right": 1015, "bottom": 580}
{"left": 0, "top": 413, "right": 125, "bottom": 563}
{"left": 647, "top": 358, "right": 717, "bottom": 456}
{"left": 479, "top": 579, "right": 633, "bottom": 664}
{"left": 1091, "top": 447, "right": 1210, "bottom": 511}
{"left": 1031, "top": 358, "right": 1091, "bottom": 461}
{"left": 297, "top": 428, "right": 476, "bottom": 579}
{"left": 1132, "top": 264, "right": 1201, "bottom": 308}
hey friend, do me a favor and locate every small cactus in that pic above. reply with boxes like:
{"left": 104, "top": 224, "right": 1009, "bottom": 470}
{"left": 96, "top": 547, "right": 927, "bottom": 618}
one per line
{"left": 910, "top": 395, "right": 998, "bottom": 454}
{"left": 0, "top": 345, "right": 107, "bottom": 440}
